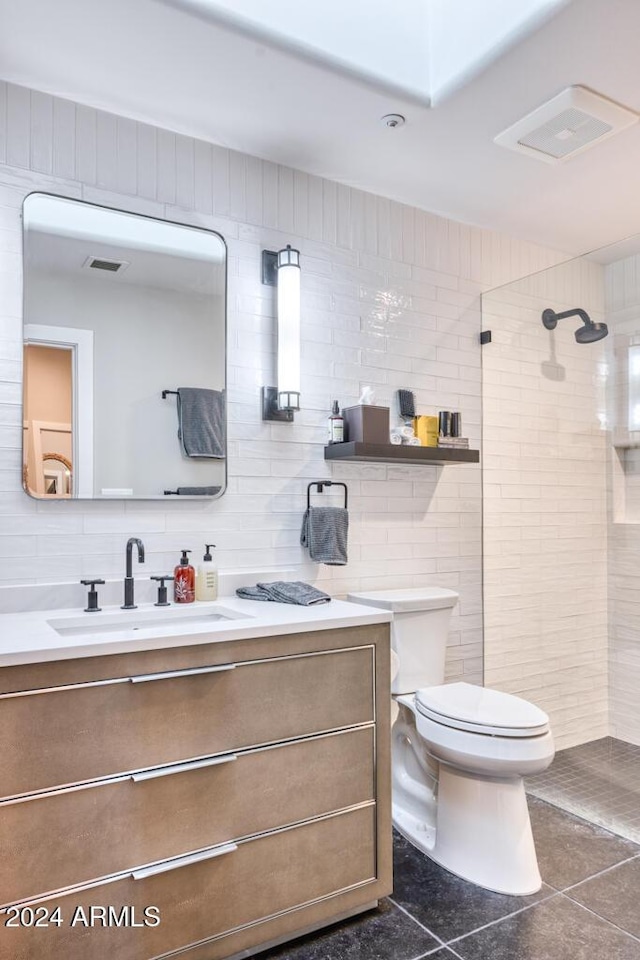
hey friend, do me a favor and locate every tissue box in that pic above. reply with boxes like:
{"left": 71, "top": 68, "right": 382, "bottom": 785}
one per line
{"left": 343, "top": 405, "right": 390, "bottom": 444}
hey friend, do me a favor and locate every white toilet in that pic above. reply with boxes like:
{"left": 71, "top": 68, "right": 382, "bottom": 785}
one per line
{"left": 348, "top": 587, "right": 555, "bottom": 896}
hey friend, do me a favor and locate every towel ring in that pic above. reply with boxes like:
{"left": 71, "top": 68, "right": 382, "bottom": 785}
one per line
{"left": 307, "top": 481, "right": 348, "bottom": 510}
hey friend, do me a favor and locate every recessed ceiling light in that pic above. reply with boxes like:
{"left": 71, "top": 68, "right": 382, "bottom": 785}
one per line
{"left": 380, "top": 114, "right": 406, "bottom": 129}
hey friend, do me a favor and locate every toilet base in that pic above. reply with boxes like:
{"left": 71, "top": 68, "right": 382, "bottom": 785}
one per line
{"left": 392, "top": 692, "right": 550, "bottom": 896}
{"left": 396, "top": 763, "right": 542, "bottom": 896}
{"left": 393, "top": 803, "right": 437, "bottom": 855}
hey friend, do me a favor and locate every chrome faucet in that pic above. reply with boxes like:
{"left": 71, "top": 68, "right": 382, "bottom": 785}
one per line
{"left": 122, "top": 537, "right": 145, "bottom": 610}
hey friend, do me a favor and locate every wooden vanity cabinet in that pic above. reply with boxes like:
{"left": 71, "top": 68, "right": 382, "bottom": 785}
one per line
{"left": 0, "top": 623, "right": 391, "bottom": 960}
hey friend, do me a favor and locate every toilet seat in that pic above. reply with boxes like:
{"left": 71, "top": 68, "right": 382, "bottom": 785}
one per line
{"left": 415, "top": 682, "right": 549, "bottom": 738}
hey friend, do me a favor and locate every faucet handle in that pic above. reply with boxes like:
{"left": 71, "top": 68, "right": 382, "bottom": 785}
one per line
{"left": 81, "top": 578, "right": 105, "bottom": 613}
{"left": 151, "top": 575, "right": 174, "bottom": 607}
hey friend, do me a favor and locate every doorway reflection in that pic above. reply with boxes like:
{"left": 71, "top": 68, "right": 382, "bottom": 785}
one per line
{"left": 23, "top": 343, "right": 73, "bottom": 498}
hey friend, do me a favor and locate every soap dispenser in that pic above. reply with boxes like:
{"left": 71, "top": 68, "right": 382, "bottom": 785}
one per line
{"left": 174, "top": 550, "right": 195, "bottom": 604}
{"left": 196, "top": 544, "right": 218, "bottom": 601}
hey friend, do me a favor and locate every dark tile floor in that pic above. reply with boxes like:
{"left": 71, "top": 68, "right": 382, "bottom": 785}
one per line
{"left": 528, "top": 737, "right": 640, "bottom": 843}
{"left": 260, "top": 797, "right": 640, "bottom": 960}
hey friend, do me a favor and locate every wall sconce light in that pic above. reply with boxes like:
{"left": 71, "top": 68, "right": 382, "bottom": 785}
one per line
{"left": 261, "top": 244, "right": 301, "bottom": 422}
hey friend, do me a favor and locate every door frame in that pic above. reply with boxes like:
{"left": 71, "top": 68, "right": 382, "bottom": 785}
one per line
{"left": 24, "top": 324, "right": 94, "bottom": 497}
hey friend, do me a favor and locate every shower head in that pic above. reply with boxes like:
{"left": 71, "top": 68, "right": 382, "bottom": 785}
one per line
{"left": 541, "top": 307, "right": 608, "bottom": 344}
{"left": 574, "top": 321, "right": 608, "bottom": 343}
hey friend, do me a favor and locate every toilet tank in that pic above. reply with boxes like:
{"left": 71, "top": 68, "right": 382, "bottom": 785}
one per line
{"left": 347, "top": 588, "right": 459, "bottom": 694}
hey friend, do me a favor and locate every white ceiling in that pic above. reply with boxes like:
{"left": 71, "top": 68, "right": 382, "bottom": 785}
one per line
{"left": 26, "top": 230, "right": 224, "bottom": 296}
{"left": 23, "top": 194, "right": 225, "bottom": 294}
{"left": 24, "top": 194, "right": 225, "bottom": 260}
{"left": 169, "top": 0, "right": 566, "bottom": 105}
{"left": 2, "top": 0, "right": 640, "bottom": 254}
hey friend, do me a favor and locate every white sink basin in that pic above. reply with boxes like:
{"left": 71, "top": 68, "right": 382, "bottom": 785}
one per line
{"left": 48, "top": 605, "right": 250, "bottom": 637}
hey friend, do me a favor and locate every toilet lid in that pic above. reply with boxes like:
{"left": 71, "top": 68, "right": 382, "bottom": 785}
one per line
{"left": 347, "top": 587, "right": 459, "bottom": 612}
{"left": 416, "top": 682, "right": 550, "bottom": 738}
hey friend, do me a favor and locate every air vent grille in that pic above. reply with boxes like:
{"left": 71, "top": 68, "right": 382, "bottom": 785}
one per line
{"left": 495, "top": 86, "right": 638, "bottom": 164}
{"left": 518, "top": 108, "right": 612, "bottom": 159}
{"left": 89, "top": 258, "right": 123, "bottom": 271}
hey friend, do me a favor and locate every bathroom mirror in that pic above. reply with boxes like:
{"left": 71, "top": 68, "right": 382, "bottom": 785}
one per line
{"left": 22, "top": 194, "right": 226, "bottom": 500}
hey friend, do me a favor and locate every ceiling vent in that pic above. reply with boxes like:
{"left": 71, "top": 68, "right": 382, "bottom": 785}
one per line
{"left": 494, "top": 86, "right": 638, "bottom": 164}
{"left": 83, "top": 256, "right": 130, "bottom": 273}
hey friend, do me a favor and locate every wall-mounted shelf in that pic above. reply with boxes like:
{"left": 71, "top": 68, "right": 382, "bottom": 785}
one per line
{"left": 612, "top": 439, "right": 640, "bottom": 450}
{"left": 324, "top": 442, "right": 480, "bottom": 465}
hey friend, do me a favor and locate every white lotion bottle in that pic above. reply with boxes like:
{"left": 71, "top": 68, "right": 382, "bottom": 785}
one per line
{"left": 195, "top": 544, "right": 218, "bottom": 601}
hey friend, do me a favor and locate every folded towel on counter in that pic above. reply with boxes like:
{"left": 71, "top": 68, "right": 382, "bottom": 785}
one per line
{"left": 300, "top": 506, "right": 348, "bottom": 566}
{"left": 236, "top": 581, "right": 331, "bottom": 605}
{"left": 177, "top": 388, "right": 225, "bottom": 459}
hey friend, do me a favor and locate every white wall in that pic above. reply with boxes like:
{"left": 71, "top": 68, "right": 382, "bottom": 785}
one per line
{"left": 0, "top": 81, "right": 563, "bottom": 684}
{"left": 26, "top": 272, "right": 225, "bottom": 496}
{"left": 482, "top": 259, "right": 609, "bottom": 749}
{"left": 604, "top": 253, "right": 640, "bottom": 745}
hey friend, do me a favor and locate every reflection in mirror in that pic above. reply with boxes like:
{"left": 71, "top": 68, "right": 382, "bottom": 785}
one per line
{"left": 42, "top": 454, "right": 72, "bottom": 497}
{"left": 23, "top": 342, "right": 74, "bottom": 496}
{"left": 22, "top": 194, "right": 227, "bottom": 500}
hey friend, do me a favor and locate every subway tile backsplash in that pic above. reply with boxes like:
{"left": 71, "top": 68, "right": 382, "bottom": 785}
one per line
{"left": 0, "top": 80, "right": 564, "bottom": 687}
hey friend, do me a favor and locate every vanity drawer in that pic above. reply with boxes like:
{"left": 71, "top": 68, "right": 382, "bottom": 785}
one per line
{"left": 0, "top": 726, "right": 375, "bottom": 906}
{"left": 0, "top": 805, "right": 376, "bottom": 960}
{"left": 0, "top": 646, "right": 374, "bottom": 798}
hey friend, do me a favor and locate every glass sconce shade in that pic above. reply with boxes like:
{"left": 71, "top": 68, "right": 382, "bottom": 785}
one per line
{"left": 276, "top": 245, "right": 301, "bottom": 411}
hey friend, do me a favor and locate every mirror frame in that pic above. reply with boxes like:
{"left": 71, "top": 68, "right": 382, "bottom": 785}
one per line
{"left": 22, "top": 191, "right": 229, "bottom": 501}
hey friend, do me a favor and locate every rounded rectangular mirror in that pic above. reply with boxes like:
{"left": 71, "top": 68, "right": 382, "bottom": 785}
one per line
{"left": 22, "top": 193, "right": 227, "bottom": 500}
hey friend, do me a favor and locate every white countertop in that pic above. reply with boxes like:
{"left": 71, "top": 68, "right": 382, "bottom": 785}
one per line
{"left": 0, "top": 596, "right": 392, "bottom": 668}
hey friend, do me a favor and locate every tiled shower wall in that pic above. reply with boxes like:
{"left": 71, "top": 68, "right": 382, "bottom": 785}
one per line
{"left": 605, "top": 254, "right": 640, "bottom": 746}
{"left": 0, "top": 81, "right": 562, "bottom": 683}
{"left": 482, "top": 259, "right": 609, "bottom": 749}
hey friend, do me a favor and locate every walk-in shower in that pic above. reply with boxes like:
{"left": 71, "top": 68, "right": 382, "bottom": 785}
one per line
{"left": 482, "top": 237, "right": 640, "bottom": 843}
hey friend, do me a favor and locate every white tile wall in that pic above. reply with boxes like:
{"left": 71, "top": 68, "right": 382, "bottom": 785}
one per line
{"left": 482, "top": 259, "right": 610, "bottom": 748}
{"left": 0, "top": 81, "right": 564, "bottom": 683}
{"left": 605, "top": 253, "right": 640, "bottom": 746}
{"left": 608, "top": 524, "right": 640, "bottom": 745}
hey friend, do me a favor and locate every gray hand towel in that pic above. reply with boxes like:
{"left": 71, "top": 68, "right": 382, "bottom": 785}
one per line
{"left": 177, "top": 388, "right": 225, "bottom": 459}
{"left": 300, "top": 506, "right": 348, "bottom": 566}
{"left": 236, "top": 585, "right": 272, "bottom": 602}
{"left": 236, "top": 581, "right": 331, "bottom": 605}
{"left": 259, "top": 581, "right": 331, "bottom": 605}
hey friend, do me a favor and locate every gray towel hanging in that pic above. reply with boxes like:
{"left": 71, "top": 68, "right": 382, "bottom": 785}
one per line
{"left": 175, "top": 388, "right": 225, "bottom": 459}
{"left": 300, "top": 506, "right": 349, "bottom": 565}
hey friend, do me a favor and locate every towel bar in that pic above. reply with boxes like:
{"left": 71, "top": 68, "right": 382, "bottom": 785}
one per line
{"left": 161, "top": 390, "right": 178, "bottom": 399}
{"left": 307, "top": 480, "right": 348, "bottom": 510}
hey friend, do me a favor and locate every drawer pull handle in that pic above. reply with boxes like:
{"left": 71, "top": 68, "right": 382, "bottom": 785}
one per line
{"left": 130, "top": 663, "right": 236, "bottom": 683}
{"left": 131, "top": 754, "right": 238, "bottom": 782}
{"left": 132, "top": 842, "right": 237, "bottom": 880}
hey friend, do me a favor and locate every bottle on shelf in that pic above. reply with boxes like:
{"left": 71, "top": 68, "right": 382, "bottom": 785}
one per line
{"left": 327, "top": 400, "right": 345, "bottom": 444}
